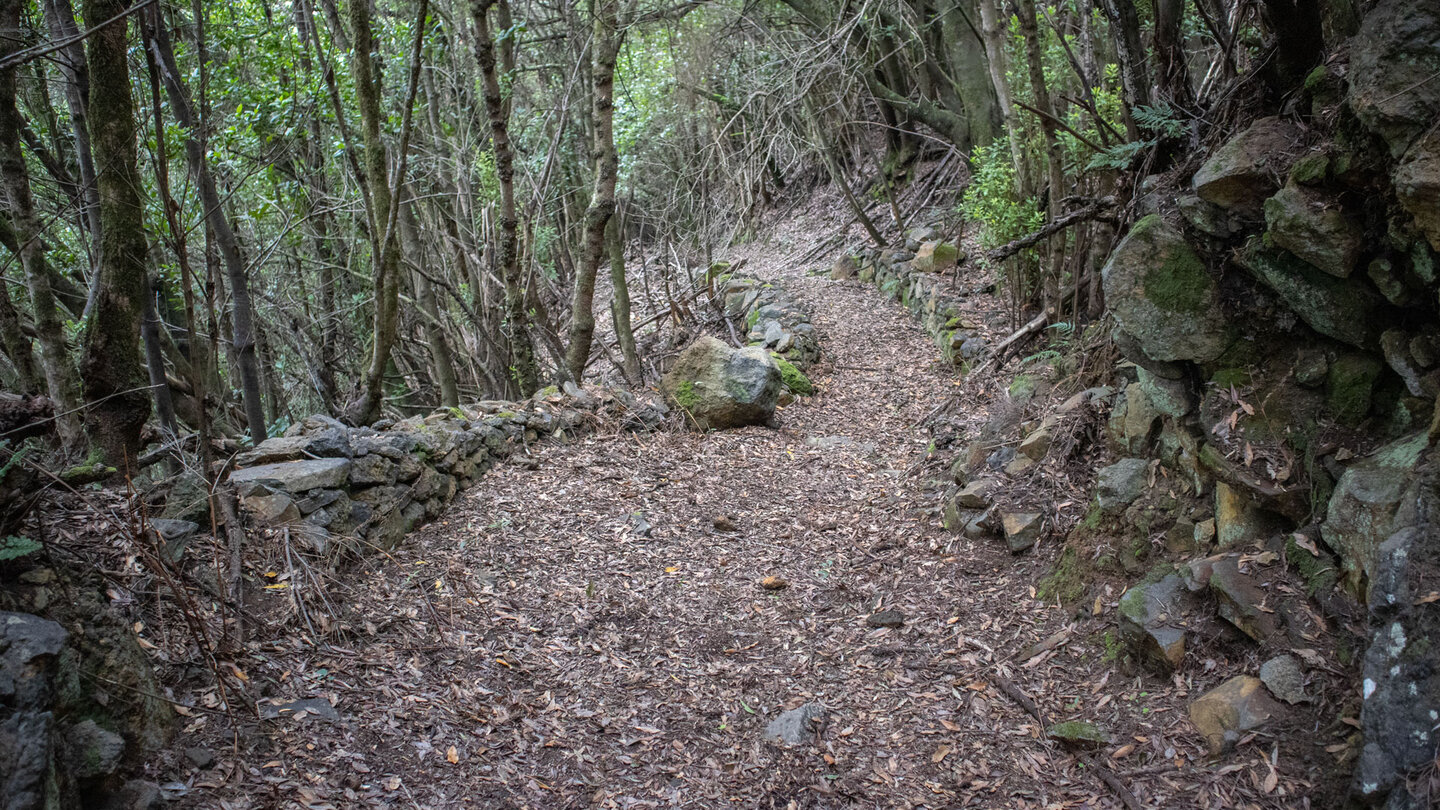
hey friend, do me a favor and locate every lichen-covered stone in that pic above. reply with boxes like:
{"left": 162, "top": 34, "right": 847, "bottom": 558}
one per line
{"left": 1192, "top": 117, "right": 1304, "bottom": 215}
{"left": 912, "top": 241, "right": 959, "bottom": 273}
{"left": 1117, "top": 574, "right": 1190, "bottom": 671}
{"left": 1097, "top": 458, "right": 1149, "bottom": 514}
{"left": 1321, "top": 432, "right": 1429, "bottom": 592}
{"left": 1395, "top": 128, "right": 1440, "bottom": 252}
{"left": 661, "top": 337, "right": 781, "bottom": 430}
{"left": 231, "top": 458, "right": 352, "bottom": 494}
{"left": 1236, "top": 241, "right": 1381, "bottom": 349}
{"left": 1348, "top": 0, "right": 1440, "bottom": 157}
{"left": 1102, "top": 215, "right": 1231, "bottom": 363}
{"left": 1263, "top": 184, "right": 1363, "bottom": 277}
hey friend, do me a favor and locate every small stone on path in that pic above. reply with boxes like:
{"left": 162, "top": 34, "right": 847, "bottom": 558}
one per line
{"left": 1046, "top": 721, "right": 1110, "bottom": 747}
{"left": 760, "top": 576, "right": 788, "bottom": 590}
{"left": 712, "top": 514, "right": 738, "bottom": 532}
{"left": 866, "top": 609, "right": 906, "bottom": 628}
{"left": 763, "top": 703, "right": 826, "bottom": 747}
{"left": 260, "top": 697, "right": 340, "bottom": 723}
{"left": 1260, "top": 654, "right": 1308, "bottom": 704}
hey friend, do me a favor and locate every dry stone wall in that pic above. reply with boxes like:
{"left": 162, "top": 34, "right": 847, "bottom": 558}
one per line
{"left": 229, "top": 388, "right": 666, "bottom": 555}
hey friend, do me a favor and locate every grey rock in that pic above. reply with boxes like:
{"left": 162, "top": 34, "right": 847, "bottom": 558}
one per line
{"left": 1348, "top": 0, "right": 1440, "bottom": 157}
{"left": 150, "top": 518, "right": 199, "bottom": 563}
{"left": 1259, "top": 655, "right": 1307, "bottom": 704}
{"left": 954, "top": 479, "right": 995, "bottom": 509}
{"left": 230, "top": 458, "right": 352, "bottom": 494}
{"left": 348, "top": 454, "right": 397, "bottom": 487}
{"left": 1192, "top": 117, "right": 1304, "bottom": 215}
{"left": 762, "top": 703, "right": 826, "bottom": 747}
{"left": 1117, "top": 574, "right": 1190, "bottom": 672}
{"left": 1263, "top": 184, "right": 1363, "bottom": 277}
{"left": 1097, "top": 458, "right": 1149, "bottom": 513}
{"left": 1136, "top": 367, "right": 1193, "bottom": 418}
{"left": 763, "top": 320, "right": 784, "bottom": 347}
{"left": 1396, "top": 128, "right": 1440, "bottom": 251}
{"left": 986, "top": 446, "right": 1016, "bottom": 471}
{"left": 959, "top": 336, "right": 986, "bottom": 359}
{"left": 1000, "top": 511, "right": 1043, "bottom": 553}
{"left": 65, "top": 719, "right": 126, "bottom": 779}
{"left": 1102, "top": 215, "right": 1231, "bottom": 363}
{"left": 1236, "top": 240, "right": 1381, "bottom": 349}
{"left": 1321, "top": 432, "right": 1428, "bottom": 588}
{"left": 242, "top": 492, "right": 300, "bottom": 525}
{"left": 0, "top": 612, "right": 67, "bottom": 704}
{"left": 628, "top": 513, "right": 652, "bottom": 538}
{"left": 660, "top": 336, "right": 782, "bottom": 430}
{"left": 259, "top": 697, "right": 340, "bottom": 723}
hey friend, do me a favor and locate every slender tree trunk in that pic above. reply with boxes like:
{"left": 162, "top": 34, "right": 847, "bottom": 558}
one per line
{"left": 978, "top": 0, "right": 1031, "bottom": 195}
{"left": 79, "top": 0, "right": 151, "bottom": 468}
{"left": 1016, "top": 0, "right": 1066, "bottom": 308}
{"left": 0, "top": 218, "right": 39, "bottom": 391}
{"left": 346, "top": 0, "right": 427, "bottom": 424}
{"left": 1153, "top": 0, "right": 1193, "bottom": 107}
{"left": 141, "top": 272, "right": 179, "bottom": 445}
{"left": 41, "top": 0, "right": 101, "bottom": 246}
{"left": 143, "top": 11, "right": 267, "bottom": 444}
{"left": 473, "top": 0, "right": 539, "bottom": 395}
{"left": 564, "top": 0, "right": 621, "bottom": 383}
{"left": 399, "top": 187, "right": 459, "bottom": 407}
{"left": 607, "top": 212, "right": 641, "bottom": 385}
{"left": 0, "top": 0, "right": 81, "bottom": 445}
{"left": 1099, "top": 0, "right": 1149, "bottom": 139}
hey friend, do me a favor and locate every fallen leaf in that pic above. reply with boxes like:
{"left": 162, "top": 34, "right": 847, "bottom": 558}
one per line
{"left": 446, "top": 746, "right": 459, "bottom": 764}
{"left": 932, "top": 745, "right": 951, "bottom": 763}
{"left": 1112, "top": 744, "right": 1135, "bottom": 759}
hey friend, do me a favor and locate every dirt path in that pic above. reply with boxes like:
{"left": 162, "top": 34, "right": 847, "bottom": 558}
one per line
{"left": 186, "top": 270, "right": 1294, "bottom": 809}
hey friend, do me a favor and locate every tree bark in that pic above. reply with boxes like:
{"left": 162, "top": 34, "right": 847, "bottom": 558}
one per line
{"left": 1153, "top": 0, "right": 1193, "bottom": 107}
{"left": 0, "top": 0, "right": 80, "bottom": 446}
{"left": 41, "top": 0, "right": 101, "bottom": 246}
{"left": 473, "top": 0, "right": 539, "bottom": 396}
{"left": 564, "top": 0, "right": 621, "bottom": 383}
{"left": 399, "top": 186, "right": 459, "bottom": 407}
{"left": 607, "top": 212, "right": 641, "bottom": 385}
{"left": 79, "top": 0, "right": 151, "bottom": 468}
{"left": 1098, "top": 0, "right": 1149, "bottom": 139}
{"left": 977, "top": 0, "right": 1031, "bottom": 195}
{"left": 1016, "top": 0, "right": 1067, "bottom": 307}
{"left": 143, "top": 10, "right": 268, "bottom": 444}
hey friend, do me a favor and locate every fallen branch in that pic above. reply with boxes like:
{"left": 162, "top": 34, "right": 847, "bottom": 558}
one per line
{"left": 983, "top": 196, "right": 1117, "bottom": 264}
{"left": 990, "top": 673, "right": 1143, "bottom": 810}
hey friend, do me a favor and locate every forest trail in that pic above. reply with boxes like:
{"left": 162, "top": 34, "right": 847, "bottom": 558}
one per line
{"left": 192, "top": 261, "right": 1254, "bottom": 809}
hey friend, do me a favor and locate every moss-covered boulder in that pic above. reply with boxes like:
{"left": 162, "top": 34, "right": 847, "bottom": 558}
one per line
{"left": 1263, "top": 184, "right": 1364, "bottom": 277}
{"left": 1192, "top": 117, "right": 1304, "bottom": 215}
{"left": 912, "top": 241, "right": 959, "bottom": 273}
{"left": 1236, "top": 240, "right": 1382, "bottom": 349}
{"left": 1320, "top": 432, "right": 1429, "bottom": 593}
{"left": 1117, "top": 573, "right": 1191, "bottom": 672}
{"left": 1347, "top": 0, "right": 1440, "bottom": 157}
{"left": 661, "top": 336, "right": 781, "bottom": 430}
{"left": 1102, "top": 215, "right": 1232, "bottom": 363}
{"left": 1327, "top": 353, "right": 1384, "bottom": 423}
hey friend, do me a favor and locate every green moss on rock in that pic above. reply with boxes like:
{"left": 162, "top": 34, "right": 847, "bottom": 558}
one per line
{"left": 674, "top": 381, "right": 700, "bottom": 410}
{"left": 1326, "top": 353, "right": 1384, "bottom": 423}
{"left": 770, "top": 353, "right": 814, "bottom": 396}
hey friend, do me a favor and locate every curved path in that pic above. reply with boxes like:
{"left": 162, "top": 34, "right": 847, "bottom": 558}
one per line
{"left": 199, "top": 273, "right": 1269, "bottom": 808}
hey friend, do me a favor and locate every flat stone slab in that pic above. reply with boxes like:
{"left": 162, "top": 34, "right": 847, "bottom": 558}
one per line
{"left": 259, "top": 697, "right": 340, "bottom": 723}
{"left": 231, "top": 458, "right": 352, "bottom": 494}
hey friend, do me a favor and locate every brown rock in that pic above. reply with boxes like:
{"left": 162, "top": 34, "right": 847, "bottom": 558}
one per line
{"left": 760, "top": 576, "right": 788, "bottom": 590}
{"left": 1189, "top": 676, "right": 1280, "bottom": 756}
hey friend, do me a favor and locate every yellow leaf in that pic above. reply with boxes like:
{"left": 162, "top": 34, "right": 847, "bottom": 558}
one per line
{"left": 446, "top": 746, "right": 459, "bottom": 764}
{"left": 264, "top": 583, "right": 289, "bottom": 590}
{"left": 665, "top": 566, "right": 678, "bottom": 573}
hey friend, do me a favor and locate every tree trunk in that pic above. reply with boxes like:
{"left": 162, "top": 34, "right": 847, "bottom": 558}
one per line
{"left": 0, "top": 0, "right": 81, "bottom": 446}
{"left": 977, "top": 0, "right": 1031, "bottom": 195}
{"left": 0, "top": 215, "right": 39, "bottom": 392}
{"left": 1098, "top": 0, "right": 1149, "bottom": 139}
{"left": 143, "top": 11, "right": 268, "bottom": 444}
{"left": 564, "top": 0, "right": 621, "bottom": 383}
{"left": 607, "top": 213, "right": 641, "bottom": 385}
{"left": 1016, "top": 0, "right": 1067, "bottom": 308}
{"left": 1153, "top": 0, "right": 1193, "bottom": 107}
{"left": 1260, "top": 0, "right": 1324, "bottom": 94}
{"left": 399, "top": 187, "right": 460, "bottom": 407}
{"left": 41, "top": 0, "right": 101, "bottom": 246}
{"left": 473, "top": 0, "right": 539, "bottom": 396}
{"left": 79, "top": 0, "right": 151, "bottom": 468}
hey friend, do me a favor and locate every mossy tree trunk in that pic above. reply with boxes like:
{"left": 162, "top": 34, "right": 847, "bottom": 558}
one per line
{"left": 473, "top": 0, "right": 539, "bottom": 396}
{"left": 1, "top": 0, "right": 82, "bottom": 447}
{"left": 79, "top": 0, "right": 151, "bottom": 467}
